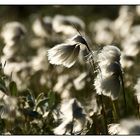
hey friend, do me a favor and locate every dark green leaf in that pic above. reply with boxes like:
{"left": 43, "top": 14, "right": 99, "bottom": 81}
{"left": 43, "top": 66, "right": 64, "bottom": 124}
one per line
{"left": 48, "top": 91, "right": 55, "bottom": 109}
{"left": 9, "top": 81, "right": 18, "bottom": 96}
{"left": 36, "top": 92, "right": 45, "bottom": 102}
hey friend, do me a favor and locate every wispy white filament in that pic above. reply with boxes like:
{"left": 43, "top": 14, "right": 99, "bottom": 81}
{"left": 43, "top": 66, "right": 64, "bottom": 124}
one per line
{"left": 48, "top": 35, "right": 88, "bottom": 68}
{"left": 53, "top": 98, "right": 88, "bottom": 135}
{"left": 109, "top": 118, "right": 140, "bottom": 135}
{"left": 1, "top": 21, "right": 26, "bottom": 46}
{"left": 32, "top": 16, "right": 52, "bottom": 38}
{"left": 0, "top": 91, "right": 20, "bottom": 121}
{"left": 48, "top": 43, "right": 80, "bottom": 68}
{"left": 53, "top": 15, "right": 85, "bottom": 37}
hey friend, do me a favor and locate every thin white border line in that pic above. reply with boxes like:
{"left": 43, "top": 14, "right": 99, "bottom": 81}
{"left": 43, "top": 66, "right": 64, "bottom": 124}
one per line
{"left": 0, "top": 0, "right": 139, "bottom": 5}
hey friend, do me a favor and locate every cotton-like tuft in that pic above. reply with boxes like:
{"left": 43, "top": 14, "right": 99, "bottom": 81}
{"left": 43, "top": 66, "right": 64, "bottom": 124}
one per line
{"left": 1, "top": 21, "right": 26, "bottom": 46}
{"left": 53, "top": 98, "right": 89, "bottom": 135}
{"left": 48, "top": 43, "right": 80, "bottom": 68}
{"left": 94, "top": 45, "right": 122, "bottom": 100}
{"left": 109, "top": 118, "right": 140, "bottom": 135}
{"left": 97, "top": 45, "right": 121, "bottom": 63}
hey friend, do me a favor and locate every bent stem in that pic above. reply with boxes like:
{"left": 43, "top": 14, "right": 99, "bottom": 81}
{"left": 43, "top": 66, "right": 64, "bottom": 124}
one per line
{"left": 99, "top": 95, "right": 108, "bottom": 135}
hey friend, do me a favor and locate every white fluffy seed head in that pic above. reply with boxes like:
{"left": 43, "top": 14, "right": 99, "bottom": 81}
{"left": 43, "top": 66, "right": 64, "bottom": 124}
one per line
{"left": 0, "top": 92, "right": 20, "bottom": 121}
{"left": 98, "top": 45, "right": 121, "bottom": 63}
{"left": 47, "top": 34, "right": 89, "bottom": 68}
{"left": 120, "top": 53, "right": 134, "bottom": 69}
{"left": 94, "top": 72, "right": 121, "bottom": 100}
{"left": 60, "top": 98, "right": 86, "bottom": 120}
{"left": 109, "top": 118, "right": 140, "bottom": 135}
{"left": 108, "top": 123, "right": 121, "bottom": 135}
{"left": 99, "top": 61, "right": 122, "bottom": 77}
{"left": 53, "top": 98, "right": 88, "bottom": 135}
{"left": 52, "top": 15, "right": 85, "bottom": 37}
{"left": 1, "top": 21, "right": 26, "bottom": 46}
{"left": 32, "top": 16, "right": 52, "bottom": 38}
{"left": 94, "top": 45, "right": 122, "bottom": 100}
{"left": 48, "top": 43, "right": 80, "bottom": 68}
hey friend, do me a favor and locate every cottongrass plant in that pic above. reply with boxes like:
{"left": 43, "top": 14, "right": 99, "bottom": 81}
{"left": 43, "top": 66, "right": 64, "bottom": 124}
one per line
{"left": 1, "top": 21, "right": 27, "bottom": 62}
{"left": 113, "top": 6, "right": 134, "bottom": 40}
{"left": 92, "top": 45, "right": 124, "bottom": 134}
{"left": 108, "top": 118, "right": 140, "bottom": 135}
{"left": 0, "top": 90, "right": 20, "bottom": 122}
{"left": 32, "top": 15, "right": 53, "bottom": 39}
{"left": 89, "top": 19, "right": 114, "bottom": 45}
{"left": 48, "top": 35, "right": 89, "bottom": 68}
{"left": 53, "top": 98, "right": 90, "bottom": 135}
{"left": 1, "top": 21, "right": 26, "bottom": 47}
{"left": 52, "top": 15, "right": 85, "bottom": 38}
{"left": 47, "top": 32, "right": 128, "bottom": 134}
{"left": 94, "top": 45, "right": 122, "bottom": 100}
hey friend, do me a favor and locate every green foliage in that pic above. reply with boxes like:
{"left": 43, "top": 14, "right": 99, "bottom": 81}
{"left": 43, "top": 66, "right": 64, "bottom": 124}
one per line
{"left": 9, "top": 81, "right": 18, "bottom": 96}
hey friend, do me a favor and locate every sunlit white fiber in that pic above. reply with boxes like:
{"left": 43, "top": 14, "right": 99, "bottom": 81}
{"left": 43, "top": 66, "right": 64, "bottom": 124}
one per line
{"left": 122, "top": 35, "right": 140, "bottom": 57}
{"left": 61, "top": 83, "right": 73, "bottom": 99}
{"left": 0, "top": 91, "right": 20, "bottom": 121}
{"left": 53, "top": 98, "right": 88, "bottom": 135}
{"left": 108, "top": 123, "right": 121, "bottom": 135}
{"left": 109, "top": 118, "right": 140, "bottom": 135}
{"left": 89, "top": 19, "right": 114, "bottom": 45}
{"left": 53, "top": 119, "right": 72, "bottom": 135}
{"left": 134, "top": 78, "right": 140, "bottom": 104}
{"left": 48, "top": 35, "right": 88, "bottom": 68}
{"left": 94, "top": 72, "right": 121, "bottom": 100}
{"left": 97, "top": 45, "right": 121, "bottom": 63}
{"left": 32, "top": 16, "right": 52, "bottom": 38}
{"left": 113, "top": 6, "right": 134, "bottom": 39}
{"left": 73, "top": 72, "right": 87, "bottom": 90}
{"left": 53, "top": 15, "right": 85, "bottom": 37}
{"left": 1, "top": 21, "right": 26, "bottom": 46}
{"left": 99, "top": 61, "right": 122, "bottom": 77}
{"left": 53, "top": 74, "right": 70, "bottom": 93}
{"left": 48, "top": 43, "right": 80, "bottom": 68}
{"left": 94, "top": 45, "right": 121, "bottom": 100}
{"left": 30, "top": 47, "right": 49, "bottom": 72}
{"left": 120, "top": 53, "right": 134, "bottom": 69}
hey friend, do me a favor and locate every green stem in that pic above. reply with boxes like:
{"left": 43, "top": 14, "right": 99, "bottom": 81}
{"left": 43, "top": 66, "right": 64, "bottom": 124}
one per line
{"left": 99, "top": 95, "right": 108, "bottom": 135}
{"left": 134, "top": 96, "right": 140, "bottom": 119}
{"left": 111, "top": 100, "right": 119, "bottom": 122}
{"left": 120, "top": 73, "right": 128, "bottom": 115}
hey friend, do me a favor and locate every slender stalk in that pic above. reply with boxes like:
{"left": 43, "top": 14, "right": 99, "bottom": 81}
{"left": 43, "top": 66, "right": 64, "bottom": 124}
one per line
{"left": 70, "top": 116, "right": 74, "bottom": 135}
{"left": 111, "top": 99, "right": 119, "bottom": 122}
{"left": 86, "top": 46, "right": 96, "bottom": 69}
{"left": 92, "top": 114, "right": 99, "bottom": 134}
{"left": 134, "top": 96, "right": 140, "bottom": 119}
{"left": 138, "top": 104, "right": 140, "bottom": 119}
{"left": 120, "top": 72, "right": 128, "bottom": 115}
{"left": 99, "top": 95, "right": 108, "bottom": 135}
